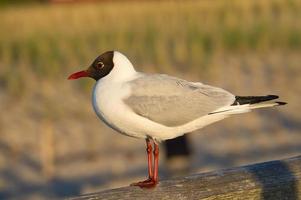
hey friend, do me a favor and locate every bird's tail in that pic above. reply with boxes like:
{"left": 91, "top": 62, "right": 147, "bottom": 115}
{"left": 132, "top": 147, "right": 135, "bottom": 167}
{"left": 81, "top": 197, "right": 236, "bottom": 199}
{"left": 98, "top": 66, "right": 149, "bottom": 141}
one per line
{"left": 210, "top": 95, "right": 286, "bottom": 115}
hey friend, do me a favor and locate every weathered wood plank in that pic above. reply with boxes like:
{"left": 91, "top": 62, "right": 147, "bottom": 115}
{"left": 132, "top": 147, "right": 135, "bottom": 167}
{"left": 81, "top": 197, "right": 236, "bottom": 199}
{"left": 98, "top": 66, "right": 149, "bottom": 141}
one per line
{"left": 69, "top": 155, "right": 301, "bottom": 200}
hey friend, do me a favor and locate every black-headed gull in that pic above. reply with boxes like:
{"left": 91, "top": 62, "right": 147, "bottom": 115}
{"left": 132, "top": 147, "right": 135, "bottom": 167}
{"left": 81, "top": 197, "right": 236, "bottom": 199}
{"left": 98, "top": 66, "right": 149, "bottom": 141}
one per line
{"left": 68, "top": 51, "right": 286, "bottom": 188}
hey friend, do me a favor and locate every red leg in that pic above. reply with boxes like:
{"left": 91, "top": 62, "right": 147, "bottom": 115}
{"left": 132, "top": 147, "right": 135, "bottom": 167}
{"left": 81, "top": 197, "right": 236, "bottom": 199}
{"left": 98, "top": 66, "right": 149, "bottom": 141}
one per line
{"left": 153, "top": 142, "right": 159, "bottom": 183}
{"left": 131, "top": 139, "right": 159, "bottom": 188}
{"left": 146, "top": 139, "right": 153, "bottom": 179}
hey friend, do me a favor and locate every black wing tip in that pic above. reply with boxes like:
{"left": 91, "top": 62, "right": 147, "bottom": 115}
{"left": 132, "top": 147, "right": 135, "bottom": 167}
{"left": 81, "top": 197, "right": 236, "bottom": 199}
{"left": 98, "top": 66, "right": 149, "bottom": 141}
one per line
{"left": 276, "top": 101, "right": 287, "bottom": 106}
{"left": 233, "top": 95, "right": 280, "bottom": 105}
{"left": 267, "top": 95, "right": 279, "bottom": 99}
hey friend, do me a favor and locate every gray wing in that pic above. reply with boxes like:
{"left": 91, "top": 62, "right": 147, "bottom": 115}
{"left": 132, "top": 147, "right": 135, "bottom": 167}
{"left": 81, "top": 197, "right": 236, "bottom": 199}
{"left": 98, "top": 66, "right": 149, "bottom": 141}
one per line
{"left": 124, "top": 74, "right": 235, "bottom": 127}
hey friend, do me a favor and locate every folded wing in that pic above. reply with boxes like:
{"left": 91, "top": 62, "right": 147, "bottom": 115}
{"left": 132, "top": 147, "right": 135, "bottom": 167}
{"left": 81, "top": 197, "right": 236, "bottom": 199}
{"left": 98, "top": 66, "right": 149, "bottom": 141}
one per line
{"left": 124, "top": 74, "right": 235, "bottom": 127}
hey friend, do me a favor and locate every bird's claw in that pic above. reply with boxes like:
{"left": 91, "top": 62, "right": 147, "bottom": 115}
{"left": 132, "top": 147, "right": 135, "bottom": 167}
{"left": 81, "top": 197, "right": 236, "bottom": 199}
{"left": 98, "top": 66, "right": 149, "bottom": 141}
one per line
{"left": 130, "top": 178, "right": 158, "bottom": 188}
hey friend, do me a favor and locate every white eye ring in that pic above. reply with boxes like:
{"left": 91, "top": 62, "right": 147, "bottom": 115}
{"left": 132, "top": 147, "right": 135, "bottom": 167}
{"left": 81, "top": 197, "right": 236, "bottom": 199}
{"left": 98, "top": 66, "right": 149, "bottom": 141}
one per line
{"left": 97, "top": 61, "right": 104, "bottom": 69}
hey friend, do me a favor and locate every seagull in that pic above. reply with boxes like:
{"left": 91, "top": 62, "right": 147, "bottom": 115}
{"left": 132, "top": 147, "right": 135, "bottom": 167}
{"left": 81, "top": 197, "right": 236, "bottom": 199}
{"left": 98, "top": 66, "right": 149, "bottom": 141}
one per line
{"left": 68, "top": 51, "right": 286, "bottom": 188}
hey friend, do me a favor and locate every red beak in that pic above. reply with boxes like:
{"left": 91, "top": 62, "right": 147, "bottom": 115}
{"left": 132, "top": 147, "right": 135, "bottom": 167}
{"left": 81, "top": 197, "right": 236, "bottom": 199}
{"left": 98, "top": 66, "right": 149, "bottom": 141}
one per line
{"left": 68, "top": 70, "right": 89, "bottom": 80}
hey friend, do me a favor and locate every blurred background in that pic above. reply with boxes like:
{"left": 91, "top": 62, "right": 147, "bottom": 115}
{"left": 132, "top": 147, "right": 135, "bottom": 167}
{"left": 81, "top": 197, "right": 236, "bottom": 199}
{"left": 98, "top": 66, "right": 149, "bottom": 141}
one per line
{"left": 0, "top": 0, "right": 300, "bottom": 199}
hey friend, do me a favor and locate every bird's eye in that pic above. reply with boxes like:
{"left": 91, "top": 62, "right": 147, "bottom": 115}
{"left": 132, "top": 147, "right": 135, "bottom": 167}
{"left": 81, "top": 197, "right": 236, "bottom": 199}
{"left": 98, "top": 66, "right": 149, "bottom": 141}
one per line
{"left": 96, "top": 61, "right": 104, "bottom": 69}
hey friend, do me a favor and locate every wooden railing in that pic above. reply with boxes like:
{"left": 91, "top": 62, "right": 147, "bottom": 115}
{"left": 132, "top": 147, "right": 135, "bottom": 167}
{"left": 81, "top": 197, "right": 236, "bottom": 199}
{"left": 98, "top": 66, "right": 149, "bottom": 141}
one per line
{"left": 69, "top": 155, "right": 301, "bottom": 200}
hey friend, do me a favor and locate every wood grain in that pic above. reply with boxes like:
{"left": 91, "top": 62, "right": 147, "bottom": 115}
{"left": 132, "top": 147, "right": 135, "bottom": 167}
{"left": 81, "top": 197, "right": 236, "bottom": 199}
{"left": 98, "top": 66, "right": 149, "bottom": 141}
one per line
{"left": 69, "top": 155, "right": 301, "bottom": 200}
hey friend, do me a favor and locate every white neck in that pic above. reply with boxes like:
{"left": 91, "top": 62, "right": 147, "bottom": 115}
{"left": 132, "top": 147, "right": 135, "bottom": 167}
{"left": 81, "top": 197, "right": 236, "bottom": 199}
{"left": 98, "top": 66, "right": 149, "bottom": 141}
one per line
{"left": 101, "top": 51, "right": 137, "bottom": 83}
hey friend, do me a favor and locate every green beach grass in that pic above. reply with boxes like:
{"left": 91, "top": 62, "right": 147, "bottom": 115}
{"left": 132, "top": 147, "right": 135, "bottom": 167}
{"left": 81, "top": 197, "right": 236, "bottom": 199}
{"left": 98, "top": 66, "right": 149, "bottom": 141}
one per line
{"left": 0, "top": 0, "right": 300, "bottom": 94}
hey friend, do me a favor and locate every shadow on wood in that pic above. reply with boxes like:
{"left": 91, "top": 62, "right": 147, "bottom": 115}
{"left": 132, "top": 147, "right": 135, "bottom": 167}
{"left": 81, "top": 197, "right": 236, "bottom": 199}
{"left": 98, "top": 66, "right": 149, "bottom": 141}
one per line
{"left": 69, "top": 155, "right": 301, "bottom": 200}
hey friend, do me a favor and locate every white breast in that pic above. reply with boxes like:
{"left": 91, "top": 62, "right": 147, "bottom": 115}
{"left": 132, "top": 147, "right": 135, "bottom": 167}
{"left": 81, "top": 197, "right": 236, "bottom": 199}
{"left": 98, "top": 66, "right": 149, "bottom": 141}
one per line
{"left": 92, "top": 75, "right": 155, "bottom": 139}
{"left": 92, "top": 80, "right": 130, "bottom": 135}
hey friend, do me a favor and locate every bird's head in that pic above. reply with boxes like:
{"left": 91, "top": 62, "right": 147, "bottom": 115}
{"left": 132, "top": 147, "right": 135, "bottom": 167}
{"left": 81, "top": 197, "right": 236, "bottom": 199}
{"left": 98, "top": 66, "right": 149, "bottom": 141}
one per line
{"left": 68, "top": 51, "right": 115, "bottom": 81}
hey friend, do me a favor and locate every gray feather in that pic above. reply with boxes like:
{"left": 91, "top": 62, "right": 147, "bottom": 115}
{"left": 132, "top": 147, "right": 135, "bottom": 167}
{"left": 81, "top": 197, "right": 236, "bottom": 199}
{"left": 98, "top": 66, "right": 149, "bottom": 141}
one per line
{"left": 124, "top": 74, "right": 235, "bottom": 127}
